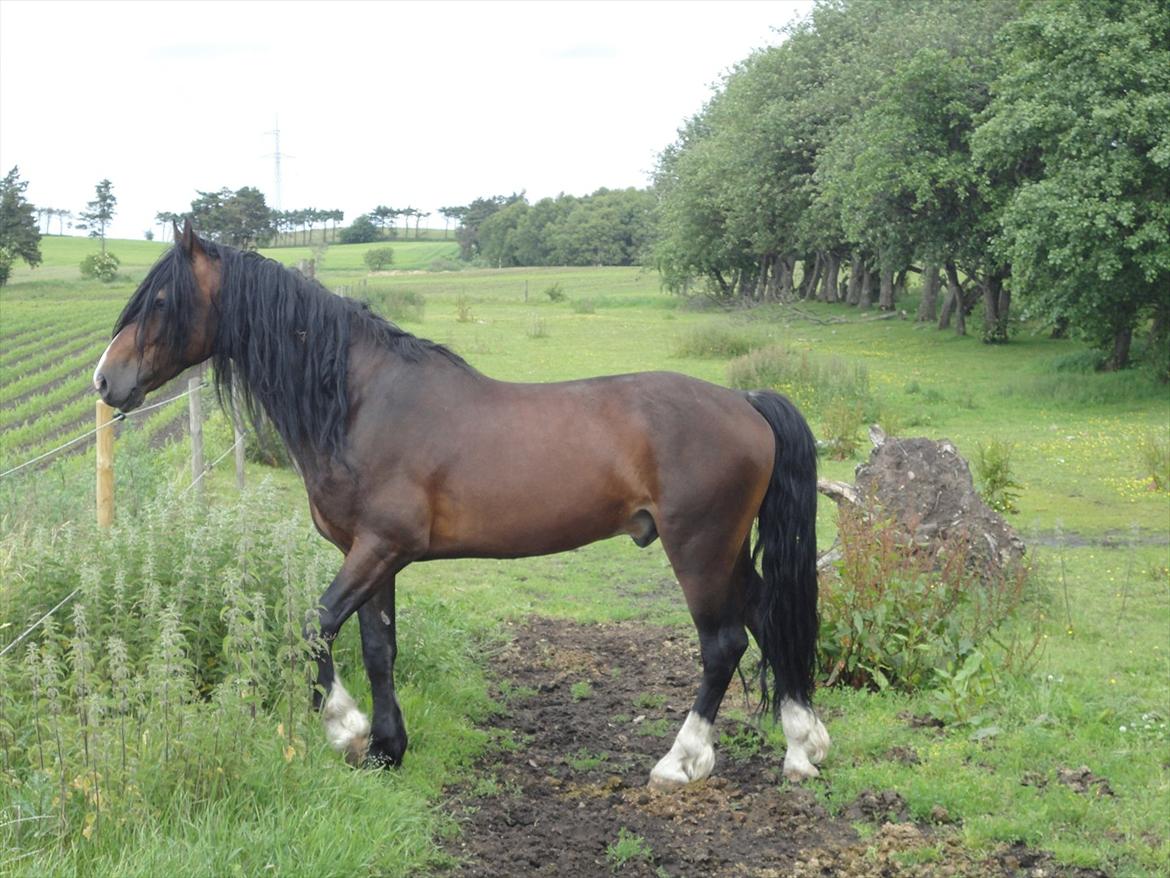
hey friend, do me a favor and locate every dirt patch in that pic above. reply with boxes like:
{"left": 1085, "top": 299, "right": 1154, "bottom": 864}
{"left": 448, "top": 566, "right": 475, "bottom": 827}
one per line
{"left": 439, "top": 617, "right": 1107, "bottom": 877}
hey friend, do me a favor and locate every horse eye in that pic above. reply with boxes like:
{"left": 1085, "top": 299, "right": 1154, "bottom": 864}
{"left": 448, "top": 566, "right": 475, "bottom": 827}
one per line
{"left": 154, "top": 297, "right": 166, "bottom": 310}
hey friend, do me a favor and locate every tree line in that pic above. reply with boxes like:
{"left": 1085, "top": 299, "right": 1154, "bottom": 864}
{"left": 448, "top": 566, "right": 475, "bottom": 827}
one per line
{"left": 450, "top": 188, "right": 655, "bottom": 267}
{"left": 653, "top": 0, "right": 1169, "bottom": 370}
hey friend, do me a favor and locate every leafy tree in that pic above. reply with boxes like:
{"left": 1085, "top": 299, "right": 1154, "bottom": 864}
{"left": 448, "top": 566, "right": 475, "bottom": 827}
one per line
{"left": 0, "top": 166, "right": 42, "bottom": 286}
{"left": 189, "top": 187, "right": 273, "bottom": 248}
{"left": 340, "top": 214, "right": 380, "bottom": 244}
{"left": 439, "top": 205, "right": 467, "bottom": 239}
{"left": 973, "top": 0, "right": 1170, "bottom": 369}
{"left": 456, "top": 193, "right": 524, "bottom": 260}
{"left": 78, "top": 178, "right": 116, "bottom": 253}
{"left": 363, "top": 246, "right": 395, "bottom": 271}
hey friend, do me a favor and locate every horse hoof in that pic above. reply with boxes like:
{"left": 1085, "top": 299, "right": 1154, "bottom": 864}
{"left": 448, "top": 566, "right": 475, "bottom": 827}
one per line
{"left": 783, "top": 752, "right": 820, "bottom": 782}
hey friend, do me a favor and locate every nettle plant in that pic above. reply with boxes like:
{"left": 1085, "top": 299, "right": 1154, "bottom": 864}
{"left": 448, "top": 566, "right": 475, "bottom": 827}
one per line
{"left": 817, "top": 507, "right": 1040, "bottom": 722}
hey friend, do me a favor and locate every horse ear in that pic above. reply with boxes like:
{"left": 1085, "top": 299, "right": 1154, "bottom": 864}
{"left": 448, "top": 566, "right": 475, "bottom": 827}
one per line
{"left": 175, "top": 217, "right": 204, "bottom": 258}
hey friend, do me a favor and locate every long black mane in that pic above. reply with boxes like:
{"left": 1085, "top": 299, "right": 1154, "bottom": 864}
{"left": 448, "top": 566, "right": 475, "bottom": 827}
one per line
{"left": 115, "top": 237, "right": 468, "bottom": 471}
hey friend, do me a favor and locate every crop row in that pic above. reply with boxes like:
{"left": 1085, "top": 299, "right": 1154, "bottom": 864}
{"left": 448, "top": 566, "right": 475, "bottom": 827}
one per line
{"left": 0, "top": 320, "right": 108, "bottom": 372}
{"left": 0, "top": 338, "right": 109, "bottom": 407}
{"left": 1, "top": 373, "right": 100, "bottom": 432}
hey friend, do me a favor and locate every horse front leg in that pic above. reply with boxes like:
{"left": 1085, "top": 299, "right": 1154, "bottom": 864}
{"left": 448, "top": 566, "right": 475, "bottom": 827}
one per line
{"left": 305, "top": 539, "right": 404, "bottom": 766}
{"left": 357, "top": 580, "right": 407, "bottom": 768}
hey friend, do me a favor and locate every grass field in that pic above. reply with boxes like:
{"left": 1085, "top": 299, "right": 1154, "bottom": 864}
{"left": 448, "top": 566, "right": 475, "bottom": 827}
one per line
{"left": 0, "top": 236, "right": 1167, "bottom": 875}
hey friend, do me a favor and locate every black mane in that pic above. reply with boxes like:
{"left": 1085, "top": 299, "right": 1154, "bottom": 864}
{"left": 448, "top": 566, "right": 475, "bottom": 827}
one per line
{"left": 115, "top": 237, "right": 468, "bottom": 472}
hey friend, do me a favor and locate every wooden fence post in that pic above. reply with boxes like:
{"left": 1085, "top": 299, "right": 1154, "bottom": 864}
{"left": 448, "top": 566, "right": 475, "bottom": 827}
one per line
{"left": 96, "top": 400, "right": 115, "bottom": 527}
{"left": 234, "top": 421, "right": 246, "bottom": 490}
{"left": 188, "top": 374, "right": 204, "bottom": 498}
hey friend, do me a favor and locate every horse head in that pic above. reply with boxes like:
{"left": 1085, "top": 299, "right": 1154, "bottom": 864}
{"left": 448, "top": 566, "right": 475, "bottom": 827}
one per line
{"left": 93, "top": 218, "right": 221, "bottom": 410}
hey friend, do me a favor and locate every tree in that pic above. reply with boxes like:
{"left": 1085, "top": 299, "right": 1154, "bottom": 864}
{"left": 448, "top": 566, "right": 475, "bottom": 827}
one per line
{"left": 78, "top": 179, "right": 116, "bottom": 253}
{"left": 363, "top": 246, "right": 395, "bottom": 271}
{"left": 973, "top": 0, "right": 1170, "bottom": 369}
{"left": 439, "top": 205, "right": 467, "bottom": 239}
{"left": 340, "top": 214, "right": 380, "bottom": 244}
{"left": 188, "top": 187, "right": 273, "bottom": 248}
{"left": 0, "top": 166, "right": 42, "bottom": 286}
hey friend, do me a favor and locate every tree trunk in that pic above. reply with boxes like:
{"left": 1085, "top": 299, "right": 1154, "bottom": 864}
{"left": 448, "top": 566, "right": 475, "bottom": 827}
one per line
{"left": 778, "top": 257, "right": 795, "bottom": 302}
{"left": 939, "top": 261, "right": 963, "bottom": 332}
{"left": 878, "top": 265, "right": 895, "bottom": 310}
{"left": 846, "top": 255, "right": 863, "bottom": 305}
{"left": 797, "top": 254, "right": 820, "bottom": 300}
{"left": 981, "top": 276, "right": 1001, "bottom": 340}
{"left": 917, "top": 261, "right": 940, "bottom": 322}
{"left": 996, "top": 286, "right": 1012, "bottom": 342}
{"left": 819, "top": 253, "right": 841, "bottom": 303}
{"left": 1104, "top": 325, "right": 1133, "bottom": 371}
{"left": 894, "top": 268, "right": 908, "bottom": 303}
{"left": 858, "top": 266, "right": 874, "bottom": 310}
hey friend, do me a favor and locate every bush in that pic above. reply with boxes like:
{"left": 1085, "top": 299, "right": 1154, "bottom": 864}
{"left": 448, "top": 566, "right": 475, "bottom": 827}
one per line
{"left": 819, "top": 507, "right": 1039, "bottom": 719}
{"left": 672, "top": 325, "right": 765, "bottom": 358}
{"left": 820, "top": 399, "right": 865, "bottom": 460}
{"left": 455, "top": 294, "right": 474, "bottom": 323}
{"left": 1137, "top": 430, "right": 1169, "bottom": 492}
{"left": 338, "top": 214, "right": 379, "bottom": 244}
{"left": 544, "top": 282, "right": 566, "bottom": 303}
{"left": 363, "top": 246, "right": 395, "bottom": 271}
{"left": 727, "top": 344, "right": 876, "bottom": 421}
{"left": 79, "top": 251, "right": 120, "bottom": 282}
{"left": 974, "top": 439, "right": 1023, "bottom": 513}
{"left": 367, "top": 288, "right": 425, "bottom": 323}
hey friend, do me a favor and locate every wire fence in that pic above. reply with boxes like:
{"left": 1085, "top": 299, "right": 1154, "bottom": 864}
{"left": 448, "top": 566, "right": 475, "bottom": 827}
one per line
{"left": 0, "top": 383, "right": 203, "bottom": 481}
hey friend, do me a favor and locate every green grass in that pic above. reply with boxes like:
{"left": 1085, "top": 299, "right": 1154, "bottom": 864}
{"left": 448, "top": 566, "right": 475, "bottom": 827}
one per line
{"left": 0, "top": 237, "right": 1167, "bottom": 876}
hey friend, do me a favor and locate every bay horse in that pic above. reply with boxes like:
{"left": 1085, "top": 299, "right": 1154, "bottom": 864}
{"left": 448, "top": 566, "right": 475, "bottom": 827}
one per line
{"left": 94, "top": 221, "right": 829, "bottom": 786}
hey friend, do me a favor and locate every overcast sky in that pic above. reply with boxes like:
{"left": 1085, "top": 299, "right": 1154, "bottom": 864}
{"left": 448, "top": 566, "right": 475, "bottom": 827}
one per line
{"left": 0, "top": 0, "right": 811, "bottom": 240}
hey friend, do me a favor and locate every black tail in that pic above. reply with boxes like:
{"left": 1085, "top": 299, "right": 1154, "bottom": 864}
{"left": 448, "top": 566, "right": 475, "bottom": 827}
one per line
{"left": 744, "top": 390, "right": 819, "bottom": 716}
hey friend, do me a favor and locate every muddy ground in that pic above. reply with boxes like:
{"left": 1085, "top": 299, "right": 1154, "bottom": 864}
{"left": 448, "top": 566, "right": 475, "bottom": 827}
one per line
{"left": 440, "top": 617, "right": 1108, "bottom": 878}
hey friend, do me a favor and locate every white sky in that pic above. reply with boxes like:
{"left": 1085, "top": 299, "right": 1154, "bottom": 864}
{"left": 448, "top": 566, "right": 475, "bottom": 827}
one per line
{"left": 0, "top": 0, "right": 811, "bottom": 241}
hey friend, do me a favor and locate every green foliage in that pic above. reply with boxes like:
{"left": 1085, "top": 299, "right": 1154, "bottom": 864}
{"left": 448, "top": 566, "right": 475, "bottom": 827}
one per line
{"left": 820, "top": 508, "right": 1039, "bottom": 707}
{"left": 569, "top": 681, "right": 593, "bottom": 701}
{"left": 525, "top": 315, "right": 549, "bottom": 339}
{"left": 1137, "top": 431, "right": 1169, "bottom": 492}
{"left": 973, "top": 0, "right": 1170, "bottom": 369}
{"left": 470, "top": 189, "right": 655, "bottom": 267}
{"left": 454, "top": 294, "right": 474, "bottom": 323}
{"left": 672, "top": 325, "right": 765, "bottom": 358}
{"left": 974, "top": 439, "right": 1023, "bottom": 514}
{"left": 77, "top": 179, "right": 116, "bottom": 253}
{"left": 726, "top": 344, "right": 875, "bottom": 421}
{"left": 187, "top": 186, "right": 272, "bottom": 249}
{"left": 0, "top": 166, "right": 42, "bottom": 286}
{"left": 606, "top": 827, "right": 653, "bottom": 871}
{"left": 543, "top": 282, "right": 566, "bottom": 302}
{"left": 365, "top": 288, "right": 425, "bottom": 323}
{"left": 0, "top": 482, "right": 493, "bottom": 876}
{"left": 820, "top": 399, "right": 865, "bottom": 460}
{"left": 363, "top": 246, "right": 395, "bottom": 271}
{"left": 79, "top": 251, "right": 120, "bottom": 282}
{"left": 570, "top": 298, "right": 596, "bottom": 314}
{"left": 339, "top": 214, "right": 380, "bottom": 245}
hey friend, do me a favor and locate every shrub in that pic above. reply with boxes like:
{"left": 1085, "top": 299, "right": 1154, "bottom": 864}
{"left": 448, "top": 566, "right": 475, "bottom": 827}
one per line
{"left": 363, "top": 246, "right": 395, "bottom": 271}
{"left": 673, "top": 325, "right": 765, "bottom": 358}
{"left": 974, "top": 439, "right": 1023, "bottom": 514}
{"left": 819, "top": 507, "right": 1039, "bottom": 720}
{"left": 1137, "top": 430, "right": 1169, "bottom": 492}
{"left": 338, "top": 214, "right": 379, "bottom": 244}
{"left": 727, "top": 344, "right": 876, "bottom": 421}
{"left": 79, "top": 251, "right": 120, "bottom": 282}
{"left": 820, "top": 399, "right": 865, "bottom": 460}
{"left": 544, "top": 282, "right": 566, "bottom": 303}
{"left": 455, "top": 294, "right": 474, "bottom": 323}
{"left": 367, "top": 288, "right": 425, "bottom": 323}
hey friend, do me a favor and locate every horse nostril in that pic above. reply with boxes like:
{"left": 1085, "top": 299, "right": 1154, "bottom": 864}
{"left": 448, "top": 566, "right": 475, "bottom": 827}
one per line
{"left": 95, "top": 373, "right": 108, "bottom": 394}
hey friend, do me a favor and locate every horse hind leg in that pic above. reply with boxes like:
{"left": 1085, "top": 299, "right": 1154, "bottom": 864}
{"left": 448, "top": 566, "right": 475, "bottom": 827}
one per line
{"left": 649, "top": 545, "right": 751, "bottom": 789}
{"left": 744, "top": 567, "right": 830, "bottom": 781}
